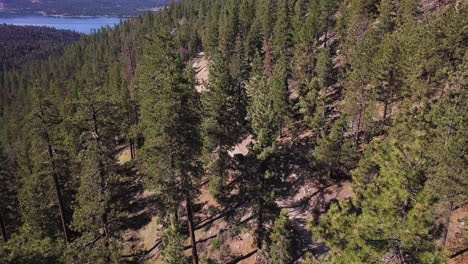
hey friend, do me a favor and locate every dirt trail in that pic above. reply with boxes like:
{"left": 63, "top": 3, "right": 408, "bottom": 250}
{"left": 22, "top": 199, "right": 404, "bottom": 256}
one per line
{"left": 277, "top": 180, "right": 353, "bottom": 260}
{"left": 116, "top": 50, "right": 358, "bottom": 263}
{"left": 192, "top": 52, "right": 209, "bottom": 93}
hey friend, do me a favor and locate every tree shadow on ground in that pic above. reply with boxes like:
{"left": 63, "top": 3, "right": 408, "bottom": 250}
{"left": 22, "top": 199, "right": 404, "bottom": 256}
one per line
{"left": 228, "top": 250, "right": 257, "bottom": 264}
{"left": 112, "top": 165, "right": 158, "bottom": 232}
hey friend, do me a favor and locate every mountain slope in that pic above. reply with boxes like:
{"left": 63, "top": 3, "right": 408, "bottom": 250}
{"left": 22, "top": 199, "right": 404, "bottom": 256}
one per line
{"left": 0, "top": 0, "right": 466, "bottom": 263}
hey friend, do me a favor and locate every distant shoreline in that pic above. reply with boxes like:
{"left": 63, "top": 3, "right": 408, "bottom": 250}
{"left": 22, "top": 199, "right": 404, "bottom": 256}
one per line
{"left": 0, "top": 8, "right": 162, "bottom": 19}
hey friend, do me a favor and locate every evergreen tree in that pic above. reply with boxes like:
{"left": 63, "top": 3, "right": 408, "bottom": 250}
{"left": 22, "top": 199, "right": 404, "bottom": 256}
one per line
{"left": 0, "top": 148, "right": 16, "bottom": 243}
{"left": 378, "top": 0, "right": 396, "bottom": 34}
{"left": 311, "top": 116, "right": 358, "bottom": 181}
{"left": 372, "top": 34, "right": 402, "bottom": 123}
{"left": 245, "top": 53, "right": 281, "bottom": 249}
{"left": 238, "top": 0, "right": 254, "bottom": 39}
{"left": 218, "top": 3, "right": 239, "bottom": 58}
{"left": 319, "top": 0, "right": 339, "bottom": 47}
{"left": 247, "top": 54, "right": 278, "bottom": 153}
{"left": 272, "top": 0, "right": 292, "bottom": 59}
{"left": 269, "top": 55, "right": 290, "bottom": 137}
{"left": 139, "top": 30, "right": 202, "bottom": 264}
{"left": 22, "top": 87, "right": 73, "bottom": 243}
{"left": 160, "top": 219, "right": 190, "bottom": 264}
{"left": 292, "top": 0, "right": 321, "bottom": 84}
{"left": 298, "top": 80, "right": 326, "bottom": 138}
{"left": 268, "top": 210, "right": 294, "bottom": 264}
{"left": 257, "top": 0, "right": 274, "bottom": 41}
{"left": 310, "top": 104, "right": 464, "bottom": 263}
{"left": 202, "top": 51, "right": 245, "bottom": 199}
{"left": 316, "top": 47, "right": 334, "bottom": 89}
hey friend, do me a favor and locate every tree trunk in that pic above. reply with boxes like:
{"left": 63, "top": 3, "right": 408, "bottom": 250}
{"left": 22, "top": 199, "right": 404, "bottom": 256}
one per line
{"left": 129, "top": 138, "right": 135, "bottom": 160}
{"left": 0, "top": 210, "right": 8, "bottom": 242}
{"left": 50, "top": 157, "right": 71, "bottom": 242}
{"left": 256, "top": 199, "right": 264, "bottom": 249}
{"left": 39, "top": 102, "right": 71, "bottom": 243}
{"left": 443, "top": 201, "right": 454, "bottom": 247}
{"left": 47, "top": 134, "right": 71, "bottom": 244}
{"left": 355, "top": 105, "right": 362, "bottom": 146}
{"left": 324, "top": 19, "right": 329, "bottom": 48}
{"left": 383, "top": 101, "right": 388, "bottom": 123}
{"left": 185, "top": 196, "right": 199, "bottom": 264}
{"left": 50, "top": 153, "right": 71, "bottom": 242}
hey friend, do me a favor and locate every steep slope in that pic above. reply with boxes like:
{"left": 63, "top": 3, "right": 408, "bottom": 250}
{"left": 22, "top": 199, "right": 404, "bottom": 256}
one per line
{"left": 0, "top": 0, "right": 466, "bottom": 263}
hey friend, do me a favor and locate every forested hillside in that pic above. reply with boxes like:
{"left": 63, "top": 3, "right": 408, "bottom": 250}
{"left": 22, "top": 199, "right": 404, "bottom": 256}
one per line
{"left": 0, "top": 0, "right": 175, "bottom": 16}
{"left": 0, "top": 0, "right": 466, "bottom": 263}
{"left": 0, "top": 24, "right": 81, "bottom": 111}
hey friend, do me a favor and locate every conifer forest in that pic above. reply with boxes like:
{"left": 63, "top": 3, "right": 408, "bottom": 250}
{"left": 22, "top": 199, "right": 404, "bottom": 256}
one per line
{"left": 0, "top": 0, "right": 466, "bottom": 263}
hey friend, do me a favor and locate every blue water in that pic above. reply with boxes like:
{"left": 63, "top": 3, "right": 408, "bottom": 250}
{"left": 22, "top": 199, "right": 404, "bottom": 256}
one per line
{"left": 0, "top": 15, "right": 125, "bottom": 34}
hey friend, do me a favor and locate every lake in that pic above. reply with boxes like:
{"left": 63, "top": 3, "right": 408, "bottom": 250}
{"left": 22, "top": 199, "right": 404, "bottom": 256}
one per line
{"left": 0, "top": 15, "right": 125, "bottom": 34}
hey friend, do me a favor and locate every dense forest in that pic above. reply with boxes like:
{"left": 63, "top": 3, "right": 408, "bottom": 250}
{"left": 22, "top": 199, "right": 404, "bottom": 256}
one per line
{"left": 0, "top": 0, "right": 175, "bottom": 16}
{"left": 0, "top": 0, "right": 466, "bottom": 263}
{"left": 0, "top": 24, "right": 82, "bottom": 113}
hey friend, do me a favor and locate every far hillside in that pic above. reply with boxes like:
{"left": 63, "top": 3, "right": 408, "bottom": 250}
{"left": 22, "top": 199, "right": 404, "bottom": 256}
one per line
{"left": 0, "top": 0, "right": 177, "bottom": 16}
{"left": 0, "top": 24, "right": 81, "bottom": 112}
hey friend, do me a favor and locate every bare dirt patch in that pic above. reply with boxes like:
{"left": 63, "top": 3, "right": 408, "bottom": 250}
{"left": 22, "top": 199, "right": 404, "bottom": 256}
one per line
{"left": 192, "top": 52, "right": 209, "bottom": 93}
{"left": 447, "top": 205, "right": 468, "bottom": 264}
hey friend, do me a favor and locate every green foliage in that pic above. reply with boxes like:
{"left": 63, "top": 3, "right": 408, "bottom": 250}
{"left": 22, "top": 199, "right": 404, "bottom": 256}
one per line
{"left": 0, "top": 0, "right": 465, "bottom": 262}
{"left": 62, "top": 232, "right": 120, "bottom": 264}
{"left": 247, "top": 55, "right": 278, "bottom": 153}
{"left": 312, "top": 116, "right": 359, "bottom": 180}
{"left": 201, "top": 51, "right": 246, "bottom": 199}
{"left": 268, "top": 210, "right": 294, "bottom": 264}
{"left": 139, "top": 29, "right": 202, "bottom": 214}
{"left": 311, "top": 93, "right": 467, "bottom": 263}
{"left": 272, "top": 0, "right": 292, "bottom": 58}
{"left": 209, "top": 237, "right": 223, "bottom": 252}
{"left": 160, "top": 221, "right": 189, "bottom": 264}
{"left": 0, "top": 224, "right": 65, "bottom": 264}
{"left": 315, "top": 47, "right": 334, "bottom": 89}
{"left": 0, "top": 147, "right": 17, "bottom": 242}
{"left": 269, "top": 55, "right": 291, "bottom": 136}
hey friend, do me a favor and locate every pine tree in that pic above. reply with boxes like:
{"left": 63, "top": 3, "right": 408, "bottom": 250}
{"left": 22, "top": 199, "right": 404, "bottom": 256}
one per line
{"left": 292, "top": 0, "right": 321, "bottom": 84}
{"left": 268, "top": 210, "right": 294, "bottom": 264}
{"left": 378, "top": 0, "right": 396, "bottom": 34}
{"left": 298, "top": 80, "right": 321, "bottom": 133}
{"left": 202, "top": 51, "right": 245, "bottom": 199}
{"left": 218, "top": 3, "right": 239, "bottom": 58}
{"left": 398, "top": 0, "right": 419, "bottom": 26}
{"left": 0, "top": 147, "right": 16, "bottom": 243}
{"left": 72, "top": 140, "right": 115, "bottom": 239}
{"left": 372, "top": 34, "right": 402, "bottom": 123}
{"left": 247, "top": 54, "right": 277, "bottom": 153}
{"left": 291, "top": 0, "right": 306, "bottom": 44}
{"left": 272, "top": 0, "right": 292, "bottom": 59}
{"left": 139, "top": 30, "right": 202, "bottom": 264}
{"left": 257, "top": 0, "right": 274, "bottom": 41}
{"left": 311, "top": 116, "right": 358, "bottom": 181}
{"left": 316, "top": 47, "right": 334, "bottom": 90}
{"left": 269, "top": 55, "right": 290, "bottom": 137}
{"left": 319, "top": 0, "right": 339, "bottom": 47}
{"left": 311, "top": 111, "right": 454, "bottom": 263}
{"left": 204, "top": 4, "right": 221, "bottom": 55}
{"left": 238, "top": 0, "right": 254, "bottom": 39}
{"left": 22, "top": 87, "right": 73, "bottom": 243}
{"left": 245, "top": 53, "right": 281, "bottom": 249}
{"left": 160, "top": 219, "right": 190, "bottom": 264}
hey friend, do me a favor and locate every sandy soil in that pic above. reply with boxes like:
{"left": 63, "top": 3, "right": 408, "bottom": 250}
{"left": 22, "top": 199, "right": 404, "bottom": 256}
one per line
{"left": 192, "top": 52, "right": 209, "bottom": 93}
{"left": 447, "top": 205, "right": 468, "bottom": 264}
{"left": 228, "top": 135, "right": 254, "bottom": 157}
